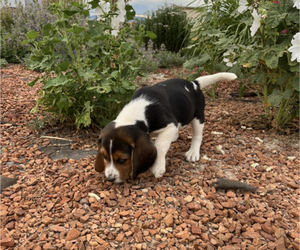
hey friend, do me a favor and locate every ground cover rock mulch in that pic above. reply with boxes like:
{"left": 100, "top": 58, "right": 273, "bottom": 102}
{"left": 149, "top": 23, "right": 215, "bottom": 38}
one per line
{"left": 1, "top": 64, "right": 299, "bottom": 250}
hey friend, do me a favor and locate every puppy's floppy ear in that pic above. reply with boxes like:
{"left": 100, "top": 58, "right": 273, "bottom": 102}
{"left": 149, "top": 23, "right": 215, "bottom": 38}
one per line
{"left": 132, "top": 132, "right": 157, "bottom": 180}
{"left": 94, "top": 122, "right": 115, "bottom": 172}
{"left": 94, "top": 141, "right": 105, "bottom": 172}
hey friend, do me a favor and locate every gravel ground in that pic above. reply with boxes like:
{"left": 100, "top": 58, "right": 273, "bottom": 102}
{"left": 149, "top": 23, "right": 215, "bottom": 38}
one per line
{"left": 1, "top": 65, "right": 299, "bottom": 250}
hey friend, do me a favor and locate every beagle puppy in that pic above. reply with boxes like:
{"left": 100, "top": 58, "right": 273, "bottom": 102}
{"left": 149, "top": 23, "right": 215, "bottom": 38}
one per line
{"left": 95, "top": 72, "right": 237, "bottom": 183}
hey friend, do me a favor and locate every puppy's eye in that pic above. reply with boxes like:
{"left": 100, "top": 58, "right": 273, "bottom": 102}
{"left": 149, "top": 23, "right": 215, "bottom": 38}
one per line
{"left": 117, "top": 159, "right": 127, "bottom": 165}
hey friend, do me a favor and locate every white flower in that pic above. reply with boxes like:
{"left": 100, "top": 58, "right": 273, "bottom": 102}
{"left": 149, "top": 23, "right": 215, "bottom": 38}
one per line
{"left": 250, "top": 9, "right": 261, "bottom": 37}
{"left": 118, "top": 0, "right": 126, "bottom": 16}
{"left": 223, "top": 50, "right": 237, "bottom": 67}
{"left": 94, "top": 0, "right": 108, "bottom": 17}
{"left": 238, "top": 0, "right": 248, "bottom": 13}
{"left": 111, "top": 30, "right": 119, "bottom": 37}
{"left": 110, "top": 0, "right": 126, "bottom": 37}
{"left": 292, "top": 0, "right": 300, "bottom": 9}
{"left": 288, "top": 32, "right": 300, "bottom": 63}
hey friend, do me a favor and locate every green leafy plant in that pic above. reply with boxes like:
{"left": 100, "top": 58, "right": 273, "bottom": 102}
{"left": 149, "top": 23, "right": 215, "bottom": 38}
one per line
{"left": 24, "top": 0, "right": 154, "bottom": 128}
{"left": 134, "top": 3, "right": 192, "bottom": 53}
{"left": 184, "top": 0, "right": 242, "bottom": 100}
{"left": 0, "top": 59, "right": 8, "bottom": 67}
{"left": 26, "top": 113, "right": 51, "bottom": 132}
{"left": 157, "top": 46, "right": 186, "bottom": 68}
{"left": 235, "top": 0, "right": 299, "bottom": 129}
{"left": 185, "top": 0, "right": 299, "bottom": 129}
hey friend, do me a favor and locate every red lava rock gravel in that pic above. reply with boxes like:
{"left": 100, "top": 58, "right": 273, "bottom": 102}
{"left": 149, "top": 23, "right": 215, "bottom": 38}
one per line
{"left": 1, "top": 65, "right": 299, "bottom": 250}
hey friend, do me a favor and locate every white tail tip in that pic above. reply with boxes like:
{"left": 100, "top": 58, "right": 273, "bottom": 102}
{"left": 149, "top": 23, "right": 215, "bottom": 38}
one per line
{"left": 195, "top": 72, "right": 237, "bottom": 89}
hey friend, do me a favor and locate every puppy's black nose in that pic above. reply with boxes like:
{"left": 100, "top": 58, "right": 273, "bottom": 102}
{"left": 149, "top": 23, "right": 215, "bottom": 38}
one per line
{"left": 106, "top": 176, "right": 115, "bottom": 182}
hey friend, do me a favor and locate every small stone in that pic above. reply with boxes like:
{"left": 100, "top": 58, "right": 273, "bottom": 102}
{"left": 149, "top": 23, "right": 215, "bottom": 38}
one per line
{"left": 46, "top": 202, "right": 54, "bottom": 211}
{"left": 184, "top": 195, "right": 194, "bottom": 202}
{"left": 162, "top": 214, "right": 174, "bottom": 227}
{"left": 80, "top": 215, "right": 90, "bottom": 223}
{"left": 157, "top": 243, "right": 166, "bottom": 249}
{"left": 73, "top": 208, "right": 86, "bottom": 218}
{"left": 201, "top": 217, "right": 210, "bottom": 224}
{"left": 206, "top": 202, "right": 214, "bottom": 210}
{"left": 15, "top": 209, "right": 25, "bottom": 216}
{"left": 153, "top": 213, "right": 162, "bottom": 220}
{"left": 66, "top": 228, "right": 81, "bottom": 241}
{"left": 251, "top": 216, "right": 266, "bottom": 224}
{"left": 141, "top": 189, "right": 148, "bottom": 193}
{"left": 275, "top": 236, "right": 286, "bottom": 250}
{"left": 51, "top": 225, "right": 65, "bottom": 232}
{"left": 242, "top": 229, "right": 261, "bottom": 239}
{"left": 79, "top": 198, "right": 89, "bottom": 205}
{"left": 231, "top": 236, "right": 242, "bottom": 244}
{"left": 286, "top": 181, "right": 298, "bottom": 189}
{"left": 226, "top": 191, "right": 236, "bottom": 198}
{"left": 201, "top": 233, "right": 209, "bottom": 242}
{"left": 123, "top": 224, "right": 130, "bottom": 231}
{"left": 189, "top": 214, "right": 201, "bottom": 221}
{"left": 119, "top": 211, "right": 131, "bottom": 216}
{"left": 148, "top": 229, "right": 157, "bottom": 236}
{"left": 68, "top": 159, "right": 76, "bottom": 164}
{"left": 221, "top": 201, "right": 237, "bottom": 208}
{"left": 191, "top": 225, "right": 201, "bottom": 235}
{"left": 290, "top": 208, "right": 299, "bottom": 218}
{"left": 90, "top": 203, "right": 102, "bottom": 211}
{"left": 222, "top": 246, "right": 241, "bottom": 250}
{"left": 190, "top": 178, "right": 200, "bottom": 185}
{"left": 148, "top": 190, "right": 158, "bottom": 198}
{"left": 187, "top": 202, "right": 201, "bottom": 211}
{"left": 115, "top": 233, "right": 124, "bottom": 242}
{"left": 134, "top": 210, "right": 142, "bottom": 218}
{"left": 235, "top": 152, "right": 245, "bottom": 161}
{"left": 5, "top": 221, "right": 14, "bottom": 230}
{"left": 175, "top": 231, "right": 190, "bottom": 239}
{"left": 274, "top": 228, "right": 286, "bottom": 239}
{"left": 0, "top": 237, "right": 14, "bottom": 247}
{"left": 165, "top": 197, "right": 175, "bottom": 203}
{"left": 43, "top": 243, "right": 57, "bottom": 250}
{"left": 261, "top": 222, "right": 274, "bottom": 234}
{"left": 219, "top": 225, "right": 229, "bottom": 234}
{"left": 73, "top": 191, "right": 81, "bottom": 202}
{"left": 42, "top": 216, "right": 53, "bottom": 226}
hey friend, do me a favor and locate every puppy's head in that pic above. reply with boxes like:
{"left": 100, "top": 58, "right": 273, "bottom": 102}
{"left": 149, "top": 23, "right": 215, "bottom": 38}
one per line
{"left": 94, "top": 122, "right": 157, "bottom": 183}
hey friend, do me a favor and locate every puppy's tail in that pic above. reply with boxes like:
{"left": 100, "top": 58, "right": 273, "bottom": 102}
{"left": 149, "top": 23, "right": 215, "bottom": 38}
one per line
{"left": 194, "top": 72, "right": 237, "bottom": 89}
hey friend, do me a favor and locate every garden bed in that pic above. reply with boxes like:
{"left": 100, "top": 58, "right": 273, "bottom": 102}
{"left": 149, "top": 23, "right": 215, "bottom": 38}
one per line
{"left": 1, "top": 64, "right": 299, "bottom": 250}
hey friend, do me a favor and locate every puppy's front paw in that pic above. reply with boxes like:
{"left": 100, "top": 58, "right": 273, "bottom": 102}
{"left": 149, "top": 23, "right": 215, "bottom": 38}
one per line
{"left": 150, "top": 162, "right": 166, "bottom": 178}
{"left": 185, "top": 149, "right": 200, "bottom": 162}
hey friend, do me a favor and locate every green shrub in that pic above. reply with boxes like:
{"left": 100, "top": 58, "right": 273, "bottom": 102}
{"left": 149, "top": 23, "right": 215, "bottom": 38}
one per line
{"left": 134, "top": 3, "right": 192, "bottom": 53}
{"left": 0, "top": 58, "right": 8, "bottom": 67}
{"left": 184, "top": 0, "right": 243, "bottom": 99}
{"left": 136, "top": 40, "right": 187, "bottom": 73}
{"left": 0, "top": 1, "right": 14, "bottom": 32}
{"left": 157, "top": 46, "right": 186, "bottom": 68}
{"left": 185, "top": 0, "right": 299, "bottom": 129}
{"left": 0, "top": 0, "right": 57, "bottom": 62}
{"left": 25, "top": 0, "right": 153, "bottom": 128}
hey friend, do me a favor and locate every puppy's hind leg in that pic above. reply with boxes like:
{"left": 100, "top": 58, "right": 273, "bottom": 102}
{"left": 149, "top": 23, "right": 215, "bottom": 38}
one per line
{"left": 185, "top": 118, "right": 204, "bottom": 162}
{"left": 150, "top": 123, "right": 178, "bottom": 178}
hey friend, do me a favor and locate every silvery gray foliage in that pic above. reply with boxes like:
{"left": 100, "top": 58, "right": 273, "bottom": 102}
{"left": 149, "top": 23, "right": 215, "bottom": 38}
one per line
{"left": 1, "top": 0, "right": 86, "bottom": 63}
